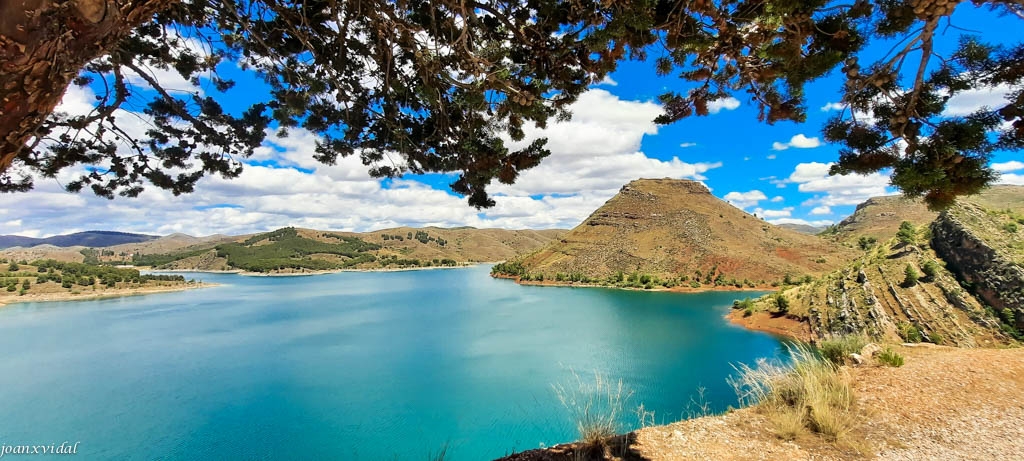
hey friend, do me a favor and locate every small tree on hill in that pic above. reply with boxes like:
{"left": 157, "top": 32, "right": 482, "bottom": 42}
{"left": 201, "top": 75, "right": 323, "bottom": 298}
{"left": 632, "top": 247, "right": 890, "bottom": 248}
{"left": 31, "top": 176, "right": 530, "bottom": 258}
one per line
{"left": 921, "top": 260, "right": 940, "bottom": 280}
{"left": 774, "top": 293, "right": 790, "bottom": 314}
{"left": 897, "top": 222, "right": 917, "bottom": 245}
{"left": 903, "top": 264, "right": 919, "bottom": 287}
{"left": 858, "top": 236, "right": 877, "bottom": 250}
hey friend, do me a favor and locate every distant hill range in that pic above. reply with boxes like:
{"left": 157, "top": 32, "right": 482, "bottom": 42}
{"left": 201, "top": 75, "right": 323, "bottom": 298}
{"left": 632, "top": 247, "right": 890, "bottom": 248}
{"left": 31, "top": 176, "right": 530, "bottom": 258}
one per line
{"left": 776, "top": 223, "right": 827, "bottom": 235}
{"left": 1, "top": 226, "right": 566, "bottom": 273}
{"left": 0, "top": 231, "right": 157, "bottom": 249}
{"left": 494, "top": 178, "right": 856, "bottom": 288}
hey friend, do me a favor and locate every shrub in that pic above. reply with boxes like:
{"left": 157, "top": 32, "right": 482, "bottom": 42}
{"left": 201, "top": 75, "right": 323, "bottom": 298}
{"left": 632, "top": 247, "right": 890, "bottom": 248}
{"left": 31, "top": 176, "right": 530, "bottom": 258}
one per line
{"left": 817, "top": 335, "right": 868, "bottom": 365}
{"left": 1004, "top": 222, "right": 1019, "bottom": 233}
{"left": 921, "top": 260, "right": 939, "bottom": 279}
{"left": 877, "top": 348, "right": 904, "bottom": 367}
{"left": 689, "top": 280, "right": 700, "bottom": 288}
{"left": 733, "top": 297, "right": 754, "bottom": 310}
{"left": 898, "top": 322, "right": 923, "bottom": 343}
{"left": 7, "top": 262, "right": 18, "bottom": 272}
{"left": 903, "top": 264, "right": 919, "bottom": 287}
{"left": 857, "top": 236, "right": 877, "bottom": 250}
{"left": 774, "top": 293, "right": 790, "bottom": 313}
{"left": 731, "top": 345, "right": 857, "bottom": 442}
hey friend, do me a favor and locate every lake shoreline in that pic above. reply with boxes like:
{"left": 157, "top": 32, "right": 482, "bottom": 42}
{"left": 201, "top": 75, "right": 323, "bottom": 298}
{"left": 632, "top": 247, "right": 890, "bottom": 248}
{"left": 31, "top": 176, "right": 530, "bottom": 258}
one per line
{"left": 0, "top": 282, "right": 217, "bottom": 308}
{"left": 491, "top": 272, "right": 776, "bottom": 294}
{"left": 144, "top": 263, "right": 486, "bottom": 277}
{"left": 491, "top": 273, "right": 808, "bottom": 341}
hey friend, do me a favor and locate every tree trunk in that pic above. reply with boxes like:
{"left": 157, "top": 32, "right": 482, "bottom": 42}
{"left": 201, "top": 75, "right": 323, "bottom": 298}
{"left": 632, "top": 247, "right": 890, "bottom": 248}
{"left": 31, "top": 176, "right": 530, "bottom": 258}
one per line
{"left": 0, "top": 0, "right": 176, "bottom": 172}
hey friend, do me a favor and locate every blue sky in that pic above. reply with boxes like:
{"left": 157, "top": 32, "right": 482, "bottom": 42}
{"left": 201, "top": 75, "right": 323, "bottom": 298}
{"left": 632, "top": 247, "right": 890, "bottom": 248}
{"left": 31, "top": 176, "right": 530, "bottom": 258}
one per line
{"left": 1, "top": 4, "right": 1021, "bottom": 238}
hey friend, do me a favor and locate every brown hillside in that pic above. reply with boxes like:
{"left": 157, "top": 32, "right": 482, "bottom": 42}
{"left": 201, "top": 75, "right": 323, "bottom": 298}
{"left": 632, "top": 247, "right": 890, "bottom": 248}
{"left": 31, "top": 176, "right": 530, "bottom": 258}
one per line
{"left": 735, "top": 197, "right": 1024, "bottom": 347}
{"left": 334, "top": 227, "right": 565, "bottom": 263}
{"left": 509, "top": 179, "right": 854, "bottom": 286}
{"left": 828, "top": 185, "right": 1024, "bottom": 245}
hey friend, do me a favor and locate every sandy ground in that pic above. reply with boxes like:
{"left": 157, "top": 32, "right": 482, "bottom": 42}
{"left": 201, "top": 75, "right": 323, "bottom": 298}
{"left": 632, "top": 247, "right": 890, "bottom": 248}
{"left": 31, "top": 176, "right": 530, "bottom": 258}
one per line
{"left": 500, "top": 344, "right": 1024, "bottom": 460}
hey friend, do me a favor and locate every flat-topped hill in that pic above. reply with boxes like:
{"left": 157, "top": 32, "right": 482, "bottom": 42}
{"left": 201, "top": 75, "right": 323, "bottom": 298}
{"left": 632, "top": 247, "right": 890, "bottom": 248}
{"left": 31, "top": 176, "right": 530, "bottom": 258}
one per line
{"left": 496, "top": 178, "right": 855, "bottom": 288}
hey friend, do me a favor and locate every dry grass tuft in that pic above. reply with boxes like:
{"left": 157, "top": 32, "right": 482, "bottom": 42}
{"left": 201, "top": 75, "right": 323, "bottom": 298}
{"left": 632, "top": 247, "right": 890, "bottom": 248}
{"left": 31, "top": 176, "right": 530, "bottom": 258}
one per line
{"left": 730, "top": 344, "right": 860, "bottom": 444}
{"left": 553, "top": 370, "right": 634, "bottom": 447}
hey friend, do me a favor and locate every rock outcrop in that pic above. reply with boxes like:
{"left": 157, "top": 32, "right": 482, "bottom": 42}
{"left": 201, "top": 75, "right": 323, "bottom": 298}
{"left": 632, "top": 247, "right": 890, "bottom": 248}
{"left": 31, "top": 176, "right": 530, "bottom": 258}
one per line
{"left": 932, "top": 203, "right": 1024, "bottom": 329}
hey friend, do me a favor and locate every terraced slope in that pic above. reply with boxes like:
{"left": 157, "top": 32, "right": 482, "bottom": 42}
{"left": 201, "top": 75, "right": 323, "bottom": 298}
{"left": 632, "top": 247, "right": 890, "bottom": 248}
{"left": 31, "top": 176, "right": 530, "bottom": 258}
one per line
{"left": 737, "top": 200, "right": 1022, "bottom": 347}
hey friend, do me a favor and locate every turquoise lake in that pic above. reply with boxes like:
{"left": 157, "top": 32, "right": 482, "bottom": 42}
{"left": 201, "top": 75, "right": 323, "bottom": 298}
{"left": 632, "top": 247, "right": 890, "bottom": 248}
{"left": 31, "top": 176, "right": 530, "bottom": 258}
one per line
{"left": 0, "top": 266, "right": 785, "bottom": 460}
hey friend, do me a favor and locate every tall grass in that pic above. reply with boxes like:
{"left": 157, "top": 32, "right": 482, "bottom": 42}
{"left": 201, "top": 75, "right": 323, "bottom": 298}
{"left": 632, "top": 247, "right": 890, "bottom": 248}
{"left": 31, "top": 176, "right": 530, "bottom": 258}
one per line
{"left": 552, "top": 370, "right": 634, "bottom": 446}
{"left": 730, "top": 344, "right": 857, "bottom": 442}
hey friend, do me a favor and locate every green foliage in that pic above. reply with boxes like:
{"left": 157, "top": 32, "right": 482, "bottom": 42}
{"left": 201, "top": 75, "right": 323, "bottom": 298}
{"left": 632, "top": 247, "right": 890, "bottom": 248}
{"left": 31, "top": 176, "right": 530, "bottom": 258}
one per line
{"left": 214, "top": 229, "right": 381, "bottom": 272}
{"left": 32, "top": 260, "right": 185, "bottom": 286}
{"left": 1004, "top": 222, "right": 1019, "bottom": 233}
{"left": 132, "top": 248, "right": 210, "bottom": 267}
{"left": 773, "top": 292, "right": 790, "bottom": 313}
{"left": 79, "top": 249, "right": 100, "bottom": 265}
{"left": 898, "top": 322, "right": 924, "bottom": 343}
{"left": 818, "top": 336, "right": 868, "bottom": 365}
{"left": 896, "top": 221, "right": 917, "bottom": 245}
{"left": 1001, "top": 308, "right": 1017, "bottom": 326}
{"left": 7, "top": 262, "right": 18, "bottom": 272}
{"left": 921, "top": 260, "right": 940, "bottom": 279}
{"left": 732, "top": 297, "right": 755, "bottom": 310}
{"left": 877, "top": 348, "right": 904, "bottom": 368}
{"left": 903, "top": 264, "right": 919, "bottom": 287}
{"left": 857, "top": 236, "right": 877, "bottom": 250}
{"left": 491, "top": 261, "right": 526, "bottom": 277}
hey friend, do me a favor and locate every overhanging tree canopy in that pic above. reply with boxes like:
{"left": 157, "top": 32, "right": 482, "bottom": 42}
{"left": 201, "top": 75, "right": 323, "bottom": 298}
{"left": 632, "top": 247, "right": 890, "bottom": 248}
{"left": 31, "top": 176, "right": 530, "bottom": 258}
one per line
{"left": 0, "top": 0, "right": 1021, "bottom": 209}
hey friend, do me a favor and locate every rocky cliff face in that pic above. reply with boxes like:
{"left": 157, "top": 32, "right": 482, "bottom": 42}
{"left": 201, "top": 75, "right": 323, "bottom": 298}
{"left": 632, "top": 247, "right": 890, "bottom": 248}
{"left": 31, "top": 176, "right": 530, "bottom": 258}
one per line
{"left": 932, "top": 204, "right": 1024, "bottom": 329}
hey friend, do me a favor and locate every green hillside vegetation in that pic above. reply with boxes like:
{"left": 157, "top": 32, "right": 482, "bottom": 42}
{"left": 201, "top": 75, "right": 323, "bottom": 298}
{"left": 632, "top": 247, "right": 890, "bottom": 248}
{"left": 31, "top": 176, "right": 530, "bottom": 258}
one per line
{"left": 132, "top": 248, "right": 211, "bottom": 267}
{"left": 0, "top": 260, "right": 186, "bottom": 297}
{"left": 213, "top": 228, "right": 381, "bottom": 272}
{"left": 108, "top": 226, "right": 564, "bottom": 273}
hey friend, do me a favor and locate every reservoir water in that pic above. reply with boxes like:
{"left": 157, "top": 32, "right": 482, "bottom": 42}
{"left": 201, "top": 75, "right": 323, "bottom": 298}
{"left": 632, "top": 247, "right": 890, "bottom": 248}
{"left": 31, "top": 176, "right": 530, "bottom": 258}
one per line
{"left": 0, "top": 266, "right": 784, "bottom": 460}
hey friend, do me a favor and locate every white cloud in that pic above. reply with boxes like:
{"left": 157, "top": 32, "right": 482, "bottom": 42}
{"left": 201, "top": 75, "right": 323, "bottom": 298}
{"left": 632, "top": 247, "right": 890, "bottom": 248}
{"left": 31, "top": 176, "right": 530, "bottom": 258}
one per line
{"left": 770, "top": 196, "right": 784, "bottom": 203}
{"left": 7, "top": 88, "right": 728, "bottom": 237}
{"left": 753, "top": 207, "right": 793, "bottom": 218}
{"left": 943, "top": 84, "right": 1012, "bottom": 117}
{"left": 679, "top": 142, "right": 697, "bottom": 148}
{"left": 767, "top": 154, "right": 777, "bottom": 160}
{"left": 495, "top": 89, "right": 721, "bottom": 197}
{"left": 708, "top": 97, "right": 740, "bottom": 114}
{"left": 809, "top": 206, "right": 832, "bottom": 215}
{"left": 820, "top": 102, "right": 847, "bottom": 112}
{"left": 786, "top": 162, "right": 893, "bottom": 206}
{"left": 998, "top": 174, "right": 1024, "bottom": 185}
{"left": 771, "top": 134, "right": 821, "bottom": 151}
{"left": 723, "top": 190, "right": 768, "bottom": 209}
{"left": 768, "top": 218, "right": 834, "bottom": 227}
{"left": 598, "top": 75, "right": 618, "bottom": 86}
{"left": 992, "top": 161, "right": 1024, "bottom": 173}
